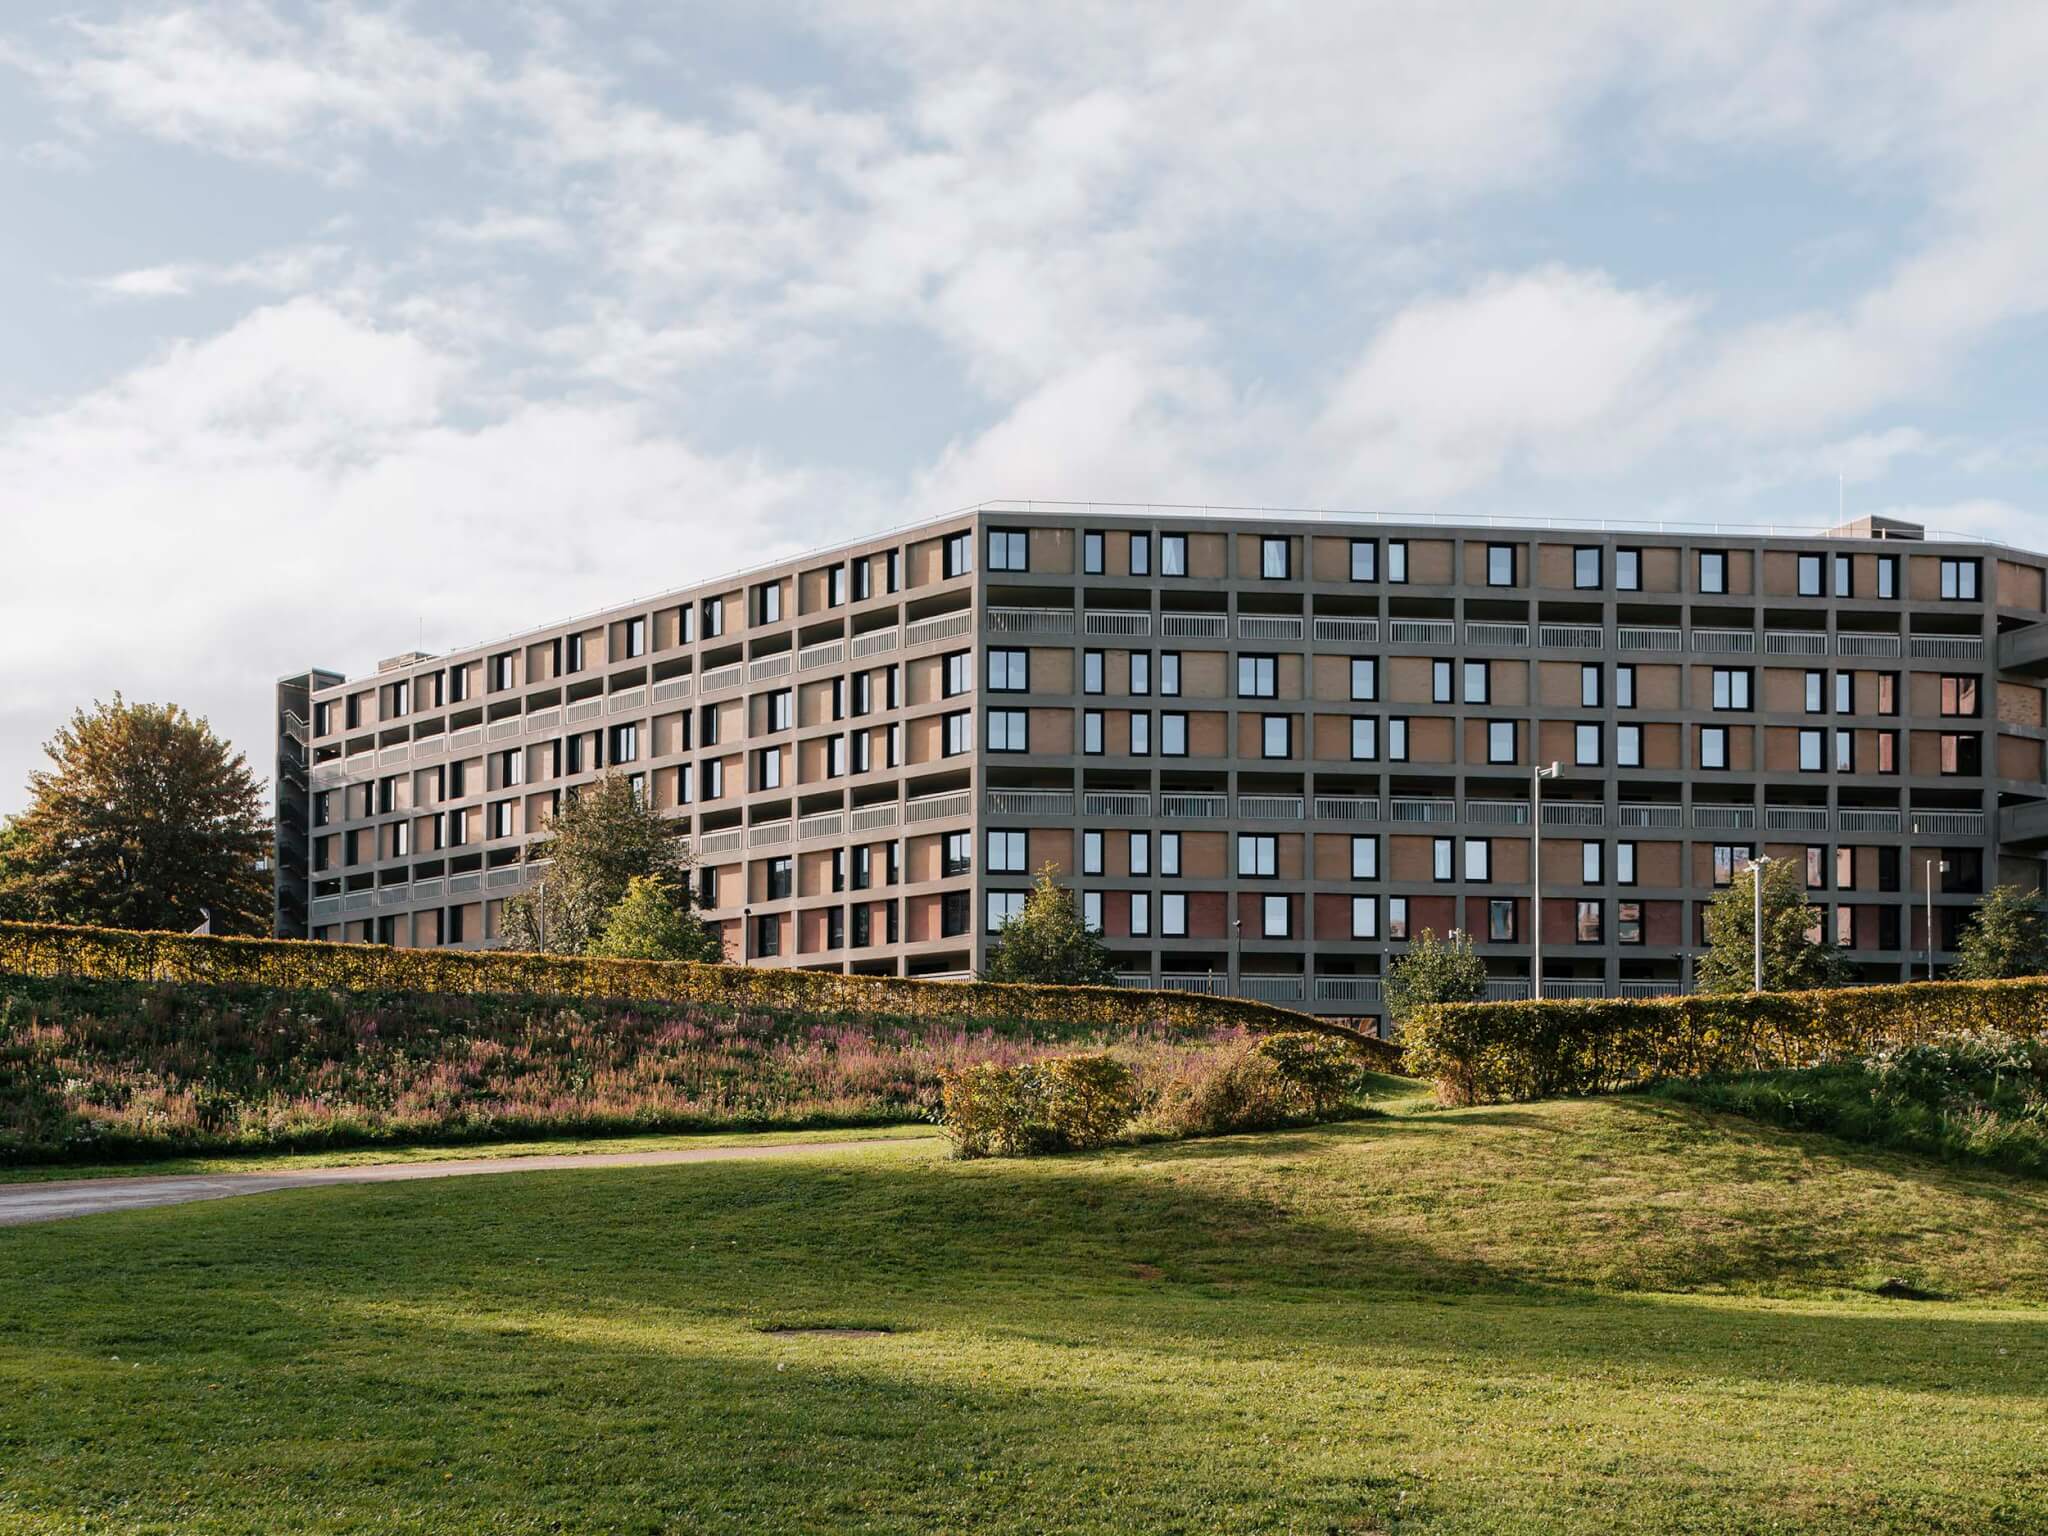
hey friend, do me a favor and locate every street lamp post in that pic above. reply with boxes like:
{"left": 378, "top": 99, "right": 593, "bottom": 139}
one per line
{"left": 1531, "top": 762, "right": 1560, "bottom": 1000}
{"left": 1925, "top": 858, "right": 1950, "bottom": 981}
{"left": 1750, "top": 854, "right": 1777, "bottom": 992}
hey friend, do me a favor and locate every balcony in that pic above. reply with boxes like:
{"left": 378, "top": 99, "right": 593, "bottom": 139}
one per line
{"left": 1539, "top": 802, "right": 1605, "bottom": 828}
{"left": 985, "top": 789, "right": 1074, "bottom": 817}
{"left": 1239, "top": 794, "right": 1305, "bottom": 820}
{"left": 1313, "top": 976, "right": 1383, "bottom": 1005}
{"left": 1764, "top": 805, "right": 1829, "bottom": 832}
{"left": 1312, "top": 795, "right": 1381, "bottom": 822}
{"left": 1082, "top": 791, "right": 1150, "bottom": 818}
{"left": 1464, "top": 799, "right": 1531, "bottom": 825}
{"left": 905, "top": 611, "right": 974, "bottom": 648}
{"left": 1909, "top": 809, "right": 1985, "bottom": 837}
{"left": 1998, "top": 623, "right": 2048, "bottom": 673}
{"left": 1617, "top": 626, "right": 1682, "bottom": 652}
{"left": 1539, "top": 624, "right": 1603, "bottom": 649}
{"left": 1239, "top": 975, "right": 1306, "bottom": 1003}
{"left": 1162, "top": 792, "right": 1229, "bottom": 818}
{"left": 1837, "top": 808, "right": 1900, "bottom": 833}
{"left": 1999, "top": 800, "right": 2048, "bottom": 846}
{"left": 1692, "top": 805, "right": 1756, "bottom": 830}
{"left": 1387, "top": 619, "right": 1454, "bottom": 644}
{"left": 1163, "top": 614, "right": 1228, "bottom": 639}
{"left": 906, "top": 790, "right": 973, "bottom": 823}
{"left": 797, "top": 811, "right": 844, "bottom": 840}
{"left": 1238, "top": 616, "right": 1303, "bottom": 641}
{"left": 1618, "top": 803, "right": 1682, "bottom": 828}
{"left": 1465, "top": 621, "right": 1529, "bottom": 647}
{"left": 692, "top": 827, "right": 745, "bottom": 856}
{"left": 1836, "top": 632, "right": 1901, "bottom": 658}
{"left": 1690, "top": 629, "right": 1755, "bottom": 654}
{"left": 1083, "top": 611, "right": 1151, "bottom": 638}
{"left": 797, "top": 639, "right": 844, "bottom": 672}
{"left": 746, "top": 820, "right": 792, "bottom": 848}
{"left": 699, "top": 662, "right": 743, "bottom": 693}
{"left": 986, "top": 607, "right": 1074, "bottom": 636}
{"left": 1909, "top": 634, "right": 1984, "bottom": 660}
{"left": 1390, "top": 797, "right": 1457, "bottom": 823}
{"left": 1314, "top": 617, "right": 1378, "bottom": 644}
{"left": 1764, "top": 631, "right": 1828, "bottom": 656}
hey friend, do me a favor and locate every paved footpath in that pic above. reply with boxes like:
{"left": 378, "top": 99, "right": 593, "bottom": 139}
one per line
{"left": 0, "top": 1140, "right": 901, "bottom": 1228}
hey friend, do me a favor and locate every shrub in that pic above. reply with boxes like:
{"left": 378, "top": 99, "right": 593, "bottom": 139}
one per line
{"left": 1142, "top": 1031, "right": 1372, "bottom": 1139}
{"left": 938, "top": 1053, "right": 1139, "bottom": 1159}
{"left": 1403, "top": 978, "right": 2048, "bottom": 1105}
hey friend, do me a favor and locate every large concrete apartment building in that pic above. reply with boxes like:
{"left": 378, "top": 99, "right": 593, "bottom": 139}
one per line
{"left": 274, "top": 501, "right": 2048, "bottom": 1028}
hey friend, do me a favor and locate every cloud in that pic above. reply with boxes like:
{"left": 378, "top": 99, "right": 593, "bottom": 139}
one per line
{"left": 87, "top": 244, "right": 348, "bottom": 301}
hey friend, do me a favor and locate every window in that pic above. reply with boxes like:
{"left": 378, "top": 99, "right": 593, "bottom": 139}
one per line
{"left": 1582, "top": 841, "right": 1603, "bottom": 883}
{"left": 766, "top": 856, "right": 795, "bottom": 900}
{"left": 1083, "top": 711, "right": 1104, "bottom": 754}
{"left": 1262, "top": 715, "right": 1292, "bottom": 758}
{"left": 854, "top": 558, "right": 873, "bottom": 601}
{"left": 1805, "top": 846, "right": 1826, "bottom": 889}
{"left": 1617, "top": 901, "right": 1643, "bottom": 946}
{"left": 1487, "top": 544, "right": 1515, "bottom": 586}
{"left": 1803, "top": 670, "right": 1824, "bottom": 714}
{"left": 1237, "top": 834, "right": 1277, "bottom": 877}
{"left": 1388, "top": 897, "right": 1410, "bottom": 940}
{"left": 767, "top": 690, "right": 794, "bottom": 732}
{"left": 1940, "top": 558, "right": 1979, "bottom": 600}
{"left": 1581, "top": 664, "right": 1602, "bottom": 709}
{"left": 1388, "top": 717, "right": 1409, "bottom": 761}
{"left": 1350, "top": 717, "right": 1378, "bottom": 761}
{"left": 1129, "top": 533, "right": 1150, "bottom": 576}
{"left": 1940, "top": 733, "right": 1981, "bottom": 776}
{"left": 755, "top": 915, "right": 782, "bottom": 956}
{"left": 1128, "top": 652, "right": 1149, "bottom": 695}
{"left": 563, "top": 633, "right": 586, "bottom": 674}
{"left": 1712, "top": 845, "right": 1754, "bottom": 886}
{"left": 609, "top": 724, "right": 638, "bottom": 764}
{"left": 942, "top": 531, "right": 972, "bottom": 578}
{"left": 1876, "top": 555, "right": 1897, "bottom": 599}
{"left": 1130, "top": 893, "right": 1152, "bottom": 937}
{"left": 1488, "top": 720, "right": 1516, "bottom": 764}
{"left": 1161, "top": 893, "right": 1187, "bottom": 937}
{"left": 1616, "top": 548, "right": 1642, "bottom": 591}
{"left": 1161, "top": 712, "right": 1188, "bottom": 756}
{"left": 489, "top": 652, "right": 514, "bottom": 692}
{"left": 1129, "top": 711, "right": 1151, "bottom": 755}
{"left": 827, "top": 565, "right": 846, "bottom": 607}
{"left": 755, "top": 583, "right": 782, "bottom": 626}
{"left": 988, "top": 650, "right": 1029, "bottom": 692}
{"left": 1835, "top": 672, "right": 1852, "bottom": 715}
{"left": 1350, "top": 539, "right": 1377, "bottom": 582}
{"left": 1699, "top": 551, "right": 1727, "bottom": 593}
{"left": 1574, "top": 546, "right": 1602, "bottom": 589}
{"left": 1834, "top": 905, "right": 1856, "bottom": 948}
{"left": 1128, "top": 832, "right": 1150, "bottom": 877}
{"left": 1159, "top": 653, "right": 1181, "bottom": 696}
{"left": 1160, "top": 832, "right": 1181, "bottom": 877}
{"left": 488, "top": 800, "right": 514, "bottom": 839}
{"left": 1083, "top": 531, "right": 1105, "bottom": 574}
{"left": 1082, "top": 830, "right": 1104, "bottom": 876}
{"left": 1799, "top": 728, "right": 1823, "bottom": 772}
{"left": 1878, "top": 730, "right": 1898, "bottom": 774}
{"left": 756, "top": 746, "right": 782, "bottom": 790}
{"left": 1239, "top": 655, "right": 1278, "bottom": 697}
{"left": 943, "top": 651, "right": 972, "bottom": 698}
{"left": 1700, "top": 726, "right": 1728, "bottom": 770}
{"left": 1083, "top": 650, "right": 1105, "bottom": 695}
{"left": 1833, "top": 552, "right": 1853, "bottom": 598}
{"left": 498, "top": 748, "right": 524, "bottom": 787}
{"left": 1835, "top": 846, "right": 1855, "bottom": 890}
{"left": 1432, "top": 837, "right": 1453, "bottom": 882}
{"left": 1262, "top": 896, "right": 1291, "bottom": 939}
{"left": 1575, "top": 723, "right": 1602, "bottom": 766}
{"left": 1465, "top": 838, "right": 1491, "bottom": 881}
{"left": 1161, "top": 534, "right": 1188, "bottom": 576}
{"left": 942, "top": 711, "right": 973, "bottom": 756}
{"left": 1878, "top": 673, "right": 1898, "bottom": 716}
{"left": 1616, "top": 665, "right": 1636, "bottom": 709}
{"left": 1617, "top": 724, "right": 1642, "bottom": 767}
{"left": 1575, "top": 901, "right": 1603, "bottom": 943}
{"left": 1713, "top": 669, "right": 1752, "bottom": 711}
{"left": 1940, "top": 675, "right": 1980, "bottom": 717}
{"left": 701, "top": 596, "right": 725, "bottom": 638}
{"left": 1260, "top": 537, "right": 1290, "bottom": 579}
{"left": 1351, "top": 657, "right": 1378, "bottom": 701}
{"left": 1834, "top": 729, "right": 1853, "bottom": 772}
{"left": 987, "top": 527, "right": 1028, "bottom": 571}
{"left": 1488, "top": 899, "right": 1516, "bottom": 942}
{"left": 700, "top": 758, "right": 723, "bottom": 799}
{"left": 1464, "top": 661, "right": 1490, "bottom": 703}
{"left": 1797, "top": 553, "right": 1823, "bottom": 597}
{"left": 1351, "top": 835, "right": 1378, "bottom": 880}
{"left": 987, "top": 709, "right": 1029, "bottom": 752}
{"left": 1432, "top": 660, "right": 1452, "bottom": 704}
{"left": 940, "top": 892, "right": 969, "bottom": 938}
{"left": 1352, "top": 896, "right": 1378, "bottom": 940}
{"left": 987, "top": 829, "right": 1026, "bottom": 873}
{"left": 1387, "top": 540, "right": 1408, "bottom": 583}
{"left": 1616, "top": 842, "right": 1637, "bottom": 886}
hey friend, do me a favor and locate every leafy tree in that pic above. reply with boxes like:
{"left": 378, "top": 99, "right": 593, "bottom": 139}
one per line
{"left": 501, "top": 774, "right": 701, "bottom": 955}
{"left": 1385, "top": 927, "right": 1487, "bottom": 1025}
{"left": 1953, "top": 883, "right": 2048, "bottom": 980}
{"left": 982, "top": 864, "right": 1116, "bottom": 986}
{"left": 586, "top": 874, "right": 723, "bottom": 963}
{"left": 1696, "top": 857, "right": 1850, "bottom": 994}
{"left": 0, "top": 696, "right": 270, "bottom": 934}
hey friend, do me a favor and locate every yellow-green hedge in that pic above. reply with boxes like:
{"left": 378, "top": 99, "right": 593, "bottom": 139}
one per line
{"left": 0, "top": 920, "right": 1399, "bottom": 1065}
{"left": 1403, "top": 978, "right": 2048, "bottom": 1105}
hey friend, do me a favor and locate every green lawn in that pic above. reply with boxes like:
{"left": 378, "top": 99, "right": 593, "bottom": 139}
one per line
{"left": 2, "top": 1095, "right": 2044, "bottom": 1534}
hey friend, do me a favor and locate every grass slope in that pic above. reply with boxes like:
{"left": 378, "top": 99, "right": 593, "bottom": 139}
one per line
{"left": 2, "top": 1096, "right": 2045, "bottom": 1534}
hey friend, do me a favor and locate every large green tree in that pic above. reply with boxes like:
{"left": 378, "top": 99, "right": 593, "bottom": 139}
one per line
{"left": 586, "top": 874, "right": 723, "bottom": 963}
{"left": 1, "top": 696, "right": 270, "bottom": 933}
{"left": 500, "top": 774, "right": 702, "bottom": 955}
{"left": 1953, "top": 883, "right": 2048, "bottom": 980}
{"left": 1696, "top": 856, "right": 1850, "bottom": 994}
{"left": 1384, "top": 927, "right": 1487, "bottom": 1025}
{"left": 983, "top": 864, "right": 1116, "bottom": 986}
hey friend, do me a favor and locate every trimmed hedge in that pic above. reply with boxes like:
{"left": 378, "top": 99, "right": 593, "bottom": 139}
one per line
{"left": 1403, "top": 978, "right": 2048, "bottom": 1105}
{"left": 0, "top": 920, "right": 1399, "bottom": 1067}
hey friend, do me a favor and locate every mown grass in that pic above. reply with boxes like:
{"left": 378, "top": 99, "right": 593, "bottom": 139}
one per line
{"left": 2, "top": 1094, "right": 2044, "bottom": 1534}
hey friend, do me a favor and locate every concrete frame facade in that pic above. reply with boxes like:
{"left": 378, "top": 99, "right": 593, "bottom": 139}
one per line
{"left": 276, "top": 501, "right": 2048, "bottom": 1028}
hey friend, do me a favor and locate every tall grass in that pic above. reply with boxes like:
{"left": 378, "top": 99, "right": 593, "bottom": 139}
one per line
{"left": 0, "top": 975, "right": 1248, "bottom": 1164}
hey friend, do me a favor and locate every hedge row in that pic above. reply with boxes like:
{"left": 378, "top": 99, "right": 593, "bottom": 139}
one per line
{"left": 1403, "top": 978, "right": 2048, "bottom": 1105}
{"left": 0, "top": 920, "right": 1399, "bottom": 1066}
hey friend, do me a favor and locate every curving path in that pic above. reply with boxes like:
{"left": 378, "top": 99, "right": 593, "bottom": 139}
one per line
{"left": 0, "top": 1139, "right": 904, "bottom": 1228}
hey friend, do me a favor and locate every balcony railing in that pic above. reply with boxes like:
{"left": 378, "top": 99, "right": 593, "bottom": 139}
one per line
{"left": 1837, "top": 632, "right": 1901, "bottom": 657}
{"left": 797, "top": 812, "right": 843, "bottom": 840}
{"left": 1910, "top": 810, "right": 1985, "bottom": 837}
{"left": 747, "top": 654, "right": 792, "bottom": 683}
{"left": 1618, "top": 980, "right": 1685, "bottom": 998}
{"left": 1691, "top": 629, "right": 1755, "bottom": 654}
{"left": 564, "top": 699, "right": 603, "bottom": 724}
{"left": 699, "top": 663, "right": 743, "bottom": 693}
{"left": 1162, "top": 793, "right": 1229, "bottom": 818}
{"left": 1313, "top": 795, "right": 1381, "bottom": 822}
{"left": 905, "top": 611, "right": 974, "bottom": 647}
{"left": 1483, "top": 979, "right": 1532, "bottom": 1002}
{"left": 1618, "top": 803, "right": 1682, "bottom": 828}
{"left": 985, "top": 789, "right": 1074, "bottom": 817}
{"left": 906, "top": 791, "right": 972, "bottom": 823}
{"left": 1314, "top": 617, "right": 1378, "bottom": 643}
{"left": 1465, "top": 799, "right": 1531, "bottom": 825}
{"left": 1082, "top": 791, "right": 1150, "bottom": 818}
{"left": 1238, "top": 616, "right": 1303, "bottom": 641}
{"left": 848, "top": 802, "right": 900, "bottom": 832}
{"left": 1163, "top": 613, "right": 1228, "bottom": 639}
{"left": 747, "top": 819, "right": 792, "bottom": 847}
{"left": 1617, "top": 626, "right": 1682, "bottom": 652}
{"left": 1693, "top": 805, "right": 1756, "bottom": 829}
{"left": 1388, "top": 619, "right": 1454, "bottom": 644}
{"left": 1465, "top": 622, "right": 1529, "bottom": 647}
{"left": 1313, "top": 976, "right": 1383, "bottom": 1004}
{"left": 1390, "top": 797, "right": 1457, "bottom": 823}
{"left": 1838, "top": 808, "right": 1900, "bottom": 833}
{"left": 1765, "top": 631, "right": 1828, "bottom": 656}
{"left": 986, "top": 607, "right": 1075, "bottom": 636}
{"left": 1239, "top": 794, "right": 1305, "bottom": 820}
{"left": 693, "top": 828, "right": 744, "bottom": 856}
{"left": 1239, "top": 975, "right": 1306, "bottom": 1003}
{"left": 1542, "top": 979, "right": 1607, "bottom": 1000}
{"left": 1084, "top": 611, "right": 1152, "bottom": 638}
{"left": 1764, "top": 805, "right": 1829, "bottom": 831}
{"left": 607, "top": 687, "right": 648, "bottom": 713}
{"left": 1909, "top": 634, "right": 1983, "bottom": 660}
{"left": 797, "top": 640, "right": 844, "bottom": 672}
{"left": 1540, "top": 802, "right": 1605, "bottom": 827}
{"left": 1539, "top": 624, "right": 1604, "bottom": 649}
{"left": 1159, "top": 973, "right": 1229, "bottom": 994}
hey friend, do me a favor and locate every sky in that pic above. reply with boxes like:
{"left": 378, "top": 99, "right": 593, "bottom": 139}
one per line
{"left": 2, "top": 0, "right": 2047, "bottom": 812}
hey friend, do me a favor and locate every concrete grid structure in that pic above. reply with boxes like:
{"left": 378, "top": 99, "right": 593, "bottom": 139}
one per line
{"left": 275, "top": 501, "right": 2048, "bottom": 1031}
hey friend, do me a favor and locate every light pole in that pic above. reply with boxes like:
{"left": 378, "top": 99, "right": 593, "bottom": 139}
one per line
{"left": 1750, "top": 854, "right": 1777, "bottom": 992}
{"left": 1925, "top": 858, "right": 1950, "bottom": 981}
{"left": 1531, "top": 762, "right": 1560, "bottom": 1000}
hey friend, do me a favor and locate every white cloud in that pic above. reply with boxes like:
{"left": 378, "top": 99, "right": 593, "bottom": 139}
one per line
{"left": 88, "top": 244, "right": 347, "bottom": 301}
